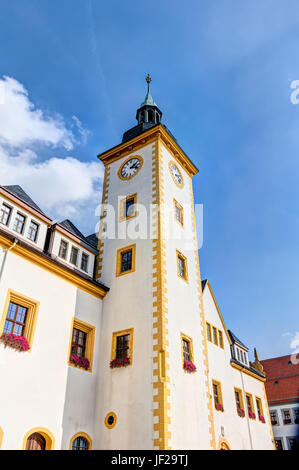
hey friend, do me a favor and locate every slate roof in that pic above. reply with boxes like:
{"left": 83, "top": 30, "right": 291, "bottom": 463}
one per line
{"left": 59, "top": 220, "right": 98, "bottom": 251}
{"left": 261, "top": 355, "right": 299, "bottom": 404}
{"left": 201, "top": 279, "right": 208, "bottom": 291}
{"left": 228, "top": 330, "right": 248, "bottom": 350}
{"left": 2, "top": 185, "right": 46, "bottom": 215}
{"left": 86, "top": 233, "right": 99, "bottom": 249}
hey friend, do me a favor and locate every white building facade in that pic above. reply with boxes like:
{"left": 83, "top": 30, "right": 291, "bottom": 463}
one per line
{"left": 0, "top": 80, "right": 275, "bottom": 450}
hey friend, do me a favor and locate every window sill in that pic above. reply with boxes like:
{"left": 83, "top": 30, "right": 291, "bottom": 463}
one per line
{"left": 68, "top": 361, "right": 92, "bottom": 373}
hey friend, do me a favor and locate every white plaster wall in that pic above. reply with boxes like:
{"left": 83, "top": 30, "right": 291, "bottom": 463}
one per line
{"left": 0, "top": 195, "right": 49, "bottom": 251}
{"left": 202, "top": 285, "right": 274, "bottom": 450}
{"left": 0, "top": 250, "right": 102, "bottom": 450}
{"left": 51, "top": 231, "right": 95, "bottom": 278}
{"left": 95, "top": 144, "right": 155, "bottom": 449}
{"left": 160, "top": 144, "right": 212, "bottom": 449}
{"left": 269, "top": 402, "right": 299, "bottom": 450}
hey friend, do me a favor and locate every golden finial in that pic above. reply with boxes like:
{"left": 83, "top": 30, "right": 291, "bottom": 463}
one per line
{"left": 146, "top": 73, "right": 152, "bottom": 85}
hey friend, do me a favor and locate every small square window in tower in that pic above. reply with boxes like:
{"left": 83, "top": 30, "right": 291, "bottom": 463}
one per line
{"left": 116, "top": 245, "right": 136, "bottom": 277}
{"left": 111, "top": 329, "right": 134, "bottom": 367}
{"left": 176, "top": 250, "right": 188, "bottom": 282}
{"left": 174, "top": 199, "right": 183, "bottom": 226}
{"left": 119, "top": 194, "right": 137, "bottom": 221}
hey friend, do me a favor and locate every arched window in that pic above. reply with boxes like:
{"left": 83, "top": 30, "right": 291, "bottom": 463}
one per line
{"left": 70, "top": 432, "right": 92, "bottom": 450}
{"left": 148, "top": 109, "right": 153, "bottom": 122}
{"left": 26, "top": 433, "right": 46, "bottom": 450}
{"left": 23, "top": 428, "right": 55, "bottom": 450}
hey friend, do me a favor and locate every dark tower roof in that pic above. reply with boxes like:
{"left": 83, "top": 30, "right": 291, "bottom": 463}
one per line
{"left": 122, "top": 74, "right": 163, "bottom": 143}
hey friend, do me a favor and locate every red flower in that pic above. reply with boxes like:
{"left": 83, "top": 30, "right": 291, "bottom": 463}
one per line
{"left": 237, "top": 408, "right": 245, "bottom": 417}
{"left": 248, "top": 410, "right": 256, "bottom": 419}
{"left": 215, "top": 402, "right": 224, "bottom": 412}
{"left": 183, "top": 360, "right": 197, "bottom": 372}
{"left": 259, "top": 414, "right": 265, "bottom": 423}
{"left": 70, "top": 354, "right": 90, "bottom": 370}
{"left": 110, "top": 357, "right": 130, "bottom": 368}
{"left": 0, "top": 333, "right": 30, "bottom": 352}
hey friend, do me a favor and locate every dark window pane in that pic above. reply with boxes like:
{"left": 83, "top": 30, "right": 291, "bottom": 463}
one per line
{"left": 0, "top": 204, "right": 12, "bottom": 226}
{"left": 125, "top": 198, "right": 135, "bottom": 218}
{"left": 121, "top": 250, "right": 132, "bottom": 272}
{"left": 72, "top": 436, "right": 89, "bottom": 450}
{"left": 70, "top": 247, "right": 79, "bottom": 266}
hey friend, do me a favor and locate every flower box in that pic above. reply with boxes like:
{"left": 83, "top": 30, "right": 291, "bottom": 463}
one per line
{"left": 0, "top": 333, "right": 30, "bottom": 352}
{"left": 110, "top": 357, "right": 130, "bottom": 368}
{"left": 215, "top": 402, "right": 224, "bottom": 412}
{"left": 70, "top": 354, "right": 90, "bottom": 370}
{"left": 237, "top": 408, "right": 245, "bottom": 417}
{"left": 183, "top": 360, "right": 197, "bottom": 372}
{"left": 248, "top": 410, "right": 256, "bottom": 420}
{"left": 259, "top": 414, "right": 265, "bottom": 423}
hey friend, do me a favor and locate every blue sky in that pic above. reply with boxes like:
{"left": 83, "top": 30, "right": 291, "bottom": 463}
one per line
{"left": 0, "top": 0, "right": 298, "bottom": 360}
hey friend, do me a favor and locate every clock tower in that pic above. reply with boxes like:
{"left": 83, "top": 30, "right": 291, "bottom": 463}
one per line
{"left": 95, "top": 77, "right": 215, "bottom": 450}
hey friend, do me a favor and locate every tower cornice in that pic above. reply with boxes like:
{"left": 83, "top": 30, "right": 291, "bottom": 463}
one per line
{"left": 97, "top": 124, "right": 199, "bottom": 177}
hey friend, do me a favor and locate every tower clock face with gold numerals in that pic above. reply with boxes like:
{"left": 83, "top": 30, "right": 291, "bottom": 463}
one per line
{"left": 118, "top": 156, "right": 144, "bottom": 180}
{"left": 169, "top": 161, "right": 184, "bottom": 187}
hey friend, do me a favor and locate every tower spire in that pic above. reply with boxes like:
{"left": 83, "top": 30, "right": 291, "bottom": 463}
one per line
{"left": 140, "top": 73, "right": 157, "bottom": 107}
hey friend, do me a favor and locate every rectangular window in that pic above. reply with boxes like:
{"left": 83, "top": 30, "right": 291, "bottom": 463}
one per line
{"left": 119, "top": 194, "right": 137, "bottom": 221}
{"left": 293, "top": 408, "right": 299, "bottom": 424}
{"left": 27, "top": 221, "right": 39, "bottom": 242}
{"left": 58, "top": 239, "right": 68, "bottom": 260}
{"left": 176, "top": 250, "right": 188, "bottom": 282}
{"left": 13, "top": 212, "right": 26, "bottom": 234}
{"left": 275, "top": 439, "right": 284, "bottom": 451}
{"left": 174, "top": 199, "right": 183, "bottom": 226}
{"left": 111, "top": 328, "right": 134, "bottom": 364}
{"left": 68, "top": 318, "right": 95, "bottom": 372}
{"left": 256, "top": 397, "right": 264, "bottom": 418}
{"left": 212, "top": 326, "right": 218, "bottom": 345}
{"left": 234, "top": 388, "right": 244, "bottom": 413}
{"left": 181, "top": 333, "right": 194, "bottom": 367}
{"left": 81, "top": 253, "right": 89, "bottom": 272}
{"left": 182, "top": 339, "right": 190, "bottom": 362}
{"left": 282, "top": 409, "right": 292, "bottom": 425}
{"left": 70, "top": 246, "right": 79, "bottom": 266}
{"left": 287, "top": 437, "right": 298, "bottom": 450}
{"left": 0, "top": 289, "right": 40, "bottom": 350}
{"left": 0, "top": 203, "right": 12, "bottom": 226}
{"left": 218, "top": 330, "right": 224, "bottom": 348}
{"left": 270, "top": 410, "right": 279, "bottom": 426}
{"left": 206, "top": 322, "right": 212, "bottom": 342}
{"left": 246, "top": 393, "right": 255, "bottom": 418}
{"left": 212, "top": 380, "right": 223, "bottom": 411}
{"left": 116, "top": 245, "right": 136, "bottom": 276}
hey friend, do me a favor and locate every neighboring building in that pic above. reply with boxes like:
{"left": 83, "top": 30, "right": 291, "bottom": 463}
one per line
{"left": 261, "top": 355, "right": 299, "bottom": 450}
{"left": 0, "top": 77, "right": 274, "bottom": 450}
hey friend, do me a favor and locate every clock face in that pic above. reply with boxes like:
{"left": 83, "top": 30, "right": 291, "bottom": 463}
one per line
{"left": 169, "top": 162, "right": 184, "bottom": 187}
{"left": 119, "top": 156, "right": 143, "bottom": 180}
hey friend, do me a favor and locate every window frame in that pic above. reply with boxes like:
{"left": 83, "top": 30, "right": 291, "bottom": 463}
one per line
{"left": 70, "top": 246, "right": 79, "bottom": 266}
{"left": 80, "top": 252, "right": 89, "bottom": 273}
{"left": 255, "top": 396, "right": 264, "bottom": 420}
{"left": 270, "top": 409, "right": 279, "bottom": 426}
{"left": 58, "top": 239, "right": 69, "bottom": 260}
{"left": 176, "top": 250, "right": 188, "bottom": 282}
{"left": 13, "top": 211, "right": 26, "bottom": 235}
{"left": 206, "top": 322, "right": 212, "bottom": 342}
{"left": 212, "top": 379, "right": 224, "bottom": 411}
{"left": 68, "top": 318, "right": 95, "bottom": 372}
{"left": 27, "top": 220, "right": 39, "bottom": 243}
{"left": 119, "top": 193, "right": 137, "bottom": 221}
{"left": 173, "top": 199, "right": 184, "bottom": 227}
{"left": 116, "top": 244, "right": 136, "bottom": 277}
{"left": 245, "top": 392, "right": 255, "bottom": 419}
{"left": 111, "top": 328, "right": 134, "bottom": 365}
{"left": 218, "top": 329, "right": 224, "bottom": 349}
{"left": 180, "top": 333, "right": 194, "bottom": 367}
{"left": 69, "top": 432, "right": 92, "bottom": 450}
{"left": 274, "top": 438, "right": 284, "bottom": 450}
{"left": 212, "top": 326, "right": 218, "bottom": 345}
{"left": 0, "top": 289, "right": 39, "bottom": 351}
{"left": 234, "top": 387, "right": 245, "bottom": 412}
{"left": 282, "top": 408, "right": 293, "bottom": 425}
{"left": 0, "top": 203, "right": 12, "bottom": 226}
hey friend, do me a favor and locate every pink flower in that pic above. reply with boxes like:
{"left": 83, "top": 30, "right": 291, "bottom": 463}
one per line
{"left": 70, "top": 354, "right": 90, "bottom": 370}
{"left": 237, "top": 408, "right": 245, "bottom": 417}
{"left": 110, "top": 357, "right": 130, "bottom": 368}
{"left": 183, "top": 360, "right": 197, "bottom": 372}
{"left": 0, "top": 333, "right": 30, "bottom": 352}
{"left": 215, "top": 402, "right": 224, "bottom": 412}
{"left": 259, "top": 414, "right": 265, "bottom": 423}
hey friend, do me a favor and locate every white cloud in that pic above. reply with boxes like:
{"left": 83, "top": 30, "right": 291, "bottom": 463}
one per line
{"left": 0, "top": 76, "right": 104, "bottom": 233}
{"left": 290, "top": 332, "right": 299, "bottom": 352}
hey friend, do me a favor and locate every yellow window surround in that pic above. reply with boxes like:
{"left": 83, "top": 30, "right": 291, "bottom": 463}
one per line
{"left": 0, "top": 289, "right": 40, "bottom": 352}
{"left": 212, "top": 326, "right": 218, "bottom": 345}
{"left": 234, "top": 387, "right": 245, "bottom": 413}
{"left": 105, "top": 412, "right": 117, "bottom": 429}
{"left": 173, "top": 198, "right": 184, "bottom": 227}
{"left": 67, "top": 318, "right": 95, "bottom": 373}
{"left": 245, "top": 392, "right": 256, "bottom": 419}
{"left": 119, "top": 193, "right": 137, "bottom": 222}
{"left": 218, "top": 329, "right": 224, "bottom": 349}
{"left": 116, "top": 244, "right": 136, "bottom": 277}
{"left": 180, "top": 332, "right": 194, "bottom": 367}
{"left": 22, "top": 427, "right": 55, "bottom": 450}
{"left": 111, "top": 328, "right": 134, "bottom": 364}
{"left": 69, "top": 432, "right": 92, "bottom": 450}
{"left": 256, "top": 396, "right": 264, "bottom": 418}
{"left": 212, "top": 379, "right": 224, "bottom": 411}
{"left": 176, "top": 249, "right": 189, "bottom": 283}
{"left": 206, "top": 322, "right": 212, "bottom": 342}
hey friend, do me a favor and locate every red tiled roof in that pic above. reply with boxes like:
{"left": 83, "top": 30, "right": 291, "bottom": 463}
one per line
{"left": 261, "top": 354, "right": 299, "bottom": 404}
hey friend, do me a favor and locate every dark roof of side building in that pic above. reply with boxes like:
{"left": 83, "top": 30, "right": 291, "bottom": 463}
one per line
{"left": 201, "top": 279, "right": 208, "bottom": 291}
{"left": 86, "top": 233, "right": 99, "bottom": 249}
{"left": 59, "top": 220, "right": 97, "bottom": 251}
{"left": 228, "top": 330, "right": 249, "bottom": 350}
{"left": 261, "top": 354, "right": 299, "bottom": 404}
{"left": 3, "top": 185, "right": 47, "bottom": 216}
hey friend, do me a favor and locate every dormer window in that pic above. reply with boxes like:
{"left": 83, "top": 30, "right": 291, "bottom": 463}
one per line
{"left": 13, "top": 212, "right": 26, "bottom": 234}
{"left": 0, "top": 203, "right": 12, "bottom": 226}
{"left": 81, "top": 253, "right": 89, "bottom": 273}
{"left": 235, "top": 345, "right": 248, "bottom": 366}
{"left": 58, "top": 240, "right": 68, "bottom": 260}
{"left": 70, "top": 246, "right": 79, "bottom": 266}
{"left": 27, "top": 221, "right": 39, "bottom": 242}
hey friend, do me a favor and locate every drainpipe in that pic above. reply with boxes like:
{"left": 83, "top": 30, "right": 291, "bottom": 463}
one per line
{"left": 0, "top": 238, "right": 18, "bottom": 284}
{"left": 240, "top": 367, "right": 253, "bottom": 450}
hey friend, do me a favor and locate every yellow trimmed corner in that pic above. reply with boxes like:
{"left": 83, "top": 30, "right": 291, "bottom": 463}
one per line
{"left": 67, "top": 317, "right": 95, "bottom": 373}
{"left": 69, "top": 432, "right": 92, "bottom": 450}
{"left": 0, "top": 289, "right": 40, "bottom": 352}
{"left": 22, "top": 427, "right": 55, "bottom": 450}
